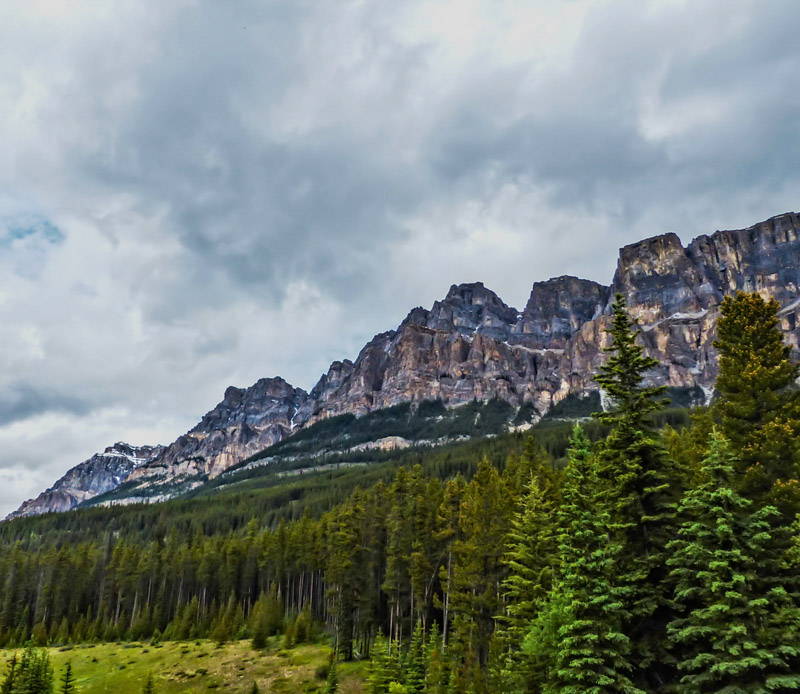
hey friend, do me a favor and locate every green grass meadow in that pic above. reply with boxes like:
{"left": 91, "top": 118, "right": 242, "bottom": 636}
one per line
{"left": 0, "top": 640, "right": 367, "bottom": 694}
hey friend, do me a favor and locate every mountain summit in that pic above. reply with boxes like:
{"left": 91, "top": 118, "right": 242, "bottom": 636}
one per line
{"left": 9, "top": 211, "right": 800, "bottom": 519}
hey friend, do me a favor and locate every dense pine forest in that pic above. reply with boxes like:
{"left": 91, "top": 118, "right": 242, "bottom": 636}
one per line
{"left": 2, "top": 291, "right": 800, "bottom": 692}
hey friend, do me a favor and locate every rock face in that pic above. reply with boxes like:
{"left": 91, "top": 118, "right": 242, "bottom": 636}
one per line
{"left": 7, "top": 442, "right": 163, "bottom": 520}
{"left": 125, "top": 377, "right": 307, "bottom": 491}
{"left": 515, "top": 276, "right": 607, "bottom": 347}
{"left": 10, "top": 211, "right": 800, "bottom": 517}
{"left": 300, "top": 212, "right": 800, "bottom": 419}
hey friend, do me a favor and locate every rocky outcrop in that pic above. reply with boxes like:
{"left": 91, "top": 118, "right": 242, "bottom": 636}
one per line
{"left": 125, "top": 377, "right": 307, "bottom": 491}
{"left": 7, "top": 442, "right": 163, "bottom": 519}
{"left": 298, "top": 213, "right": 800, "bottom": 422}
{"left": 514, "top": 276, "right": 607, "bottom": 347}
{"left": 11, "top": 212, "right": 800, "bottom": 517}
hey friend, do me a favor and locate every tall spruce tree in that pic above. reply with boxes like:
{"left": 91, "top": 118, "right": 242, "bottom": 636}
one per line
{"left": 502, "top": 474, "right": 558, "bottom": 640}
{"left": 500, "top": 473, "right": 558, "bottom": 692}
{"left": 405, "top": 620, "right": 427, "bottom": 693}
{"left": 447, "top": 460, "right": 511, "bottom": 669}
{"left": 367, "top": 634, "right": 397, "bottom": 694}
{"left": 543, "top": 513, "right": 640, "bottom": 694}
{"left": 667, "top": 429, "right": 800, "bottom": 692}
{"left": 527, "top": 424, "right": 642, "bottom": 694}
{"left": 713, "top": 291, "right": 800, "bottom": 508}
{"left": 556, "top": 425, "right": 594, "bottom": 569}
{"left": 593, "top": 293, "right": 678, "bottom": 689}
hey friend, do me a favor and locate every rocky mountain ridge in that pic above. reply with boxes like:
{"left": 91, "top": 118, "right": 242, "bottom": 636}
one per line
{"left": 7, "top": 442, "right": 164, "bottom": 519}
{"left": 9, "top": 211, "right": 800, "bottom": 518}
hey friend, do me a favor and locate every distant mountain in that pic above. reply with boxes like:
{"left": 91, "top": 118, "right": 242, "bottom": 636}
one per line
{"left": 9, "top": 211, "right": 800, "bottom": 519}
{"left": 7, "top": 442, "right": 164, "bottom": 520}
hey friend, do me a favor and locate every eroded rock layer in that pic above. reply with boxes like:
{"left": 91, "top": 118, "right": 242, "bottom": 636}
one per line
{"left": 10, "top": 212, "right": 800, "bottom": 516}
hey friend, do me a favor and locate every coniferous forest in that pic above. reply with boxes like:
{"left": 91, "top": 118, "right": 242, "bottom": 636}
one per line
{"left": 2, "top": 291, "right": 800, "bottom": 693}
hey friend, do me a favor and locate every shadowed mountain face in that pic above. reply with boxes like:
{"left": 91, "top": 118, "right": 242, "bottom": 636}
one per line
{"left": 10, "top": 212, "right": 800, "bottom": 517}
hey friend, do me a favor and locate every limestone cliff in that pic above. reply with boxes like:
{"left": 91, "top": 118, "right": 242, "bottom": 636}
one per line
{"left": 10, "top": 211, "right": 800, "bottom": 516}
{"left": 125, "top": 377, "right": 307, "bottom": 490}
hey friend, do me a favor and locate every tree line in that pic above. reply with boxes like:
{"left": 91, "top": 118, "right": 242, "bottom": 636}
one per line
{"left": 0, "top": 291, "right": 799, "bottom": 693}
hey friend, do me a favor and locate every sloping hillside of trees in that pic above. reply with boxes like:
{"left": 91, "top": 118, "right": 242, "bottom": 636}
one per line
{"left": 1, "top": 292, "right": 799, "bottom": 692}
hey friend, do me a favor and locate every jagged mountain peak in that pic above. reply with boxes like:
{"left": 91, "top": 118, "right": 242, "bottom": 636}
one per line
{"left": 103, "top": 441, "right": 143, "bottom": 455}
{"left": 12, "top": 211, "right": 800, "bottom": 519}
{"left": 429, "top": 282, "right": 518, "bottom": 337}
{"left": 193, "top": 377, "right": 306, "bottom": 434}
{"left": 6, "top": 442, "right": 163, "bottom": 520}
{"left": 445, "top": 280, "right": 503, "bottom": 303}
{"left": 519, "top": 276, "right": 609, "bottom": 346}
{"left": 619, "top": 231, "right": 684, "bottom": 254}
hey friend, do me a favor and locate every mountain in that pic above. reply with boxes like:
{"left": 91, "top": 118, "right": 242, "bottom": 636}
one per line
{"left": 9, "top": 211, "right": 800, "bottom": 518}
{"left": 7, "top": 442, "right": 164, "bottom": 520}
{"left": 123, "top": 377, "right": 307, "bottom": 493}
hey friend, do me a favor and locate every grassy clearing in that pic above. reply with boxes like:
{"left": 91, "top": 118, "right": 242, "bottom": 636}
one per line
{"left": 0, "top": 639, "right": 366, "bottom": 694}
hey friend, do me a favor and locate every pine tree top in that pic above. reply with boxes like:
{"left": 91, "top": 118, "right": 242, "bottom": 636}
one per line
{"left": 594, "top": 294, "right": 666, "bottom": 429}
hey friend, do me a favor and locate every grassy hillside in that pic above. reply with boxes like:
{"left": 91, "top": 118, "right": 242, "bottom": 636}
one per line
{"left": 0, "top": 640, "right": 366, "bottom": 694}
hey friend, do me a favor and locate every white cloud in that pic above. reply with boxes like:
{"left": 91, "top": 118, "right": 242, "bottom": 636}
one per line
{"left": 0, "top": 0, "right": 799, "bottom": 516}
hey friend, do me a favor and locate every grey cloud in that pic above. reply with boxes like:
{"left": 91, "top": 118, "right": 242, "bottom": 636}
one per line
{"left": 1, "top": 0, "right": 799, "bottom": 515}
{"left": 0, "top": 384, "right": 93, "bottom": 426}
{"left": 424, "top": 0, "right": 800, "bottom": 234}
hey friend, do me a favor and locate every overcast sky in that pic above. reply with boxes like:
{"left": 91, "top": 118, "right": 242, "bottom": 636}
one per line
{"left": 1, "top": 0, "right": 799, "bottom": 517}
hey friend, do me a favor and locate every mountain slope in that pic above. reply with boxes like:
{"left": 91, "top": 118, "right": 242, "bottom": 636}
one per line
{"left": 10, "top": 211, "right": 800, "bottom": 518}
{"left": 123, "top": 377, "right": 307, "bottom": 494}
{"left": 7, "top": 443, "right": 164, "bottom": 520}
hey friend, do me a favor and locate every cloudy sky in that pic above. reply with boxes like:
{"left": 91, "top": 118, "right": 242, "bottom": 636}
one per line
{"left": 1, "top": 0, "right": 799, "bottom": 516}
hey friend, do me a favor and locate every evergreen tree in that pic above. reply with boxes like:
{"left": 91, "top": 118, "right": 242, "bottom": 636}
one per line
{"left": 542, "top": 526, "right": 640, "bottom": 694}
{"left": 141, "top": 673, "right": 155, "bottom": 694}
{"left": 713, "top": 291, "right": 800, "bottom": 508}
{"left": 249, "top": 587, "right": 283, "bottom": 650}
{"left": 367, "top": 634, "right": 394, "bottom": 694}
{"left": 249, "top": 682, "right": 259, "bottom": 694}
{"left": 500, "top": 469, "right": 559, "bottom": 691}
{"left": 556, "top": 425, "right": 594, "bottom": 567}
{"left": 425, "top": 622, "right": 449, "bottom": 694}
{"left": 447, "top": 460, "right": 511, "bottom": 669}
{"left": 518, "top": 425, "right": 593, "bottom": 690}
{"left": 58, "top": 663, "right": 76, "bottom": 694}
{"left": 527, "top": 424, "right": 642, "bottom": 694}
{"left": 13, "top": 644, "right": 54, "bottom": 694}
{"left": 435, "top": 477, "right": 465, "bottom": 651}
{"left": 504, "top": 436, "right": 558, "bottom": 499}
{"left": 405, "top": 620, "right": 427, "bottom": 693}
{"left": 293, "top": 605, "right": 313, "bottom": 645}
{"left": 502, "top": 475, "right": 557, "bottom": 639}
{"left": 593, "top": 293, "right": 678, "bottom": 688}
{"left": 667, "top": 429, "right": 800, "bottom": 692}
{"left": 324, "top": 654, "right": 339, "bottom": 694}
{"left": 0, "top": 654, "right": 18, "bottom": 694}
